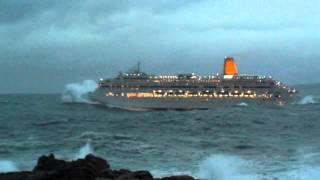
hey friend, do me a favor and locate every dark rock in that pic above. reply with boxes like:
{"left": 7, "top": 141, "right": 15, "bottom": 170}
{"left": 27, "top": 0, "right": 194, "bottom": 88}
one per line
{"left": 66, "top": 166, "right": 98, "bottom": 180}
{"left": 84, "top": 154, "right": 110, "bottom": 173}
{"left": 115, "top": 171, "right": 153, "bottom": 180}
{"left": 0, "top": 172, "right": 31, "bottom": 180}
{"left": 99, "top": 168, "right": 115, "bottom": 179}
{"left": 95, "top": 178, "right": 113, "bottom": 180}
{"left": 31, "top": 153, "right": 111, "bottom": 180}
{"left": 0, "top": 154, "right": 197, "bottom": 180}
{"left": 33, "top": 153, "right": 67, "bottom": 172}
{"left": 160, "top": 175, "right": 195, "bottom": 180}
{"left": 111, "top": 169, "right": 132, "bottom": 178}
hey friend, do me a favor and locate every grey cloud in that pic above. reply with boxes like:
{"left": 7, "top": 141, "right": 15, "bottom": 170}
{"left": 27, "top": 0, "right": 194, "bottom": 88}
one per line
{"left": 0, "top": 0, "right": 199, "bottom": 43}
{"left": 0, "top": 0, "right": 319, "bottom": 93}
{"left": 0, "top": 0, "right": 200, "bottom": 25}
{"left": 0, "top": 0, "right": 54, "bottom": 24}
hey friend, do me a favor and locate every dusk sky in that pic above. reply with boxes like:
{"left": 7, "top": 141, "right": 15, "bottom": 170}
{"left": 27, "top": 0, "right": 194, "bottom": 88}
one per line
{"left": 0, "top": 0, "right": 319, "bottom": 93}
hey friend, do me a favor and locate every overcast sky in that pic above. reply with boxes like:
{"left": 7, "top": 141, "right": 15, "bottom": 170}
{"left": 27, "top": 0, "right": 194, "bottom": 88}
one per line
{"left": 0, "top": 0, "right": 319, "bottom": 93}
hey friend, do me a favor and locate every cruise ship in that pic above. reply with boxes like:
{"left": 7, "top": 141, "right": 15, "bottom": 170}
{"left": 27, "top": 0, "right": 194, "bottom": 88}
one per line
{"left": 89, "top": 57, "right": 297, "bottom": 110}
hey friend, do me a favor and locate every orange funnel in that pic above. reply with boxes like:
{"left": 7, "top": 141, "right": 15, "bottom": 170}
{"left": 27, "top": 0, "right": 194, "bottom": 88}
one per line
{"left": 224, "top": 57, "right": 238, "bottom": 75}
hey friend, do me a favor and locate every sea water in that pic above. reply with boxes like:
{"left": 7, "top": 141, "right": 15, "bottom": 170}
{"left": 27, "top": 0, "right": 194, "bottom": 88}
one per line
{"left": 0, "top": 83, "right": 319, "bottom": 179}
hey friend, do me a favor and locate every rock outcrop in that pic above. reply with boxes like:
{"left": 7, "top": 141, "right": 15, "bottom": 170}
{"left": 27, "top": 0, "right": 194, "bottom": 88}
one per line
{"left": 0, "top": 154, "right": 196, "bottom": 180}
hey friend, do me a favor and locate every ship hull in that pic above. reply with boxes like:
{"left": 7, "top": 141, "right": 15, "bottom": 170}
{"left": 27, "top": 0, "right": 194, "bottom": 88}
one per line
{"left": 89, "top": 90, "right": 294, "bottom": 110}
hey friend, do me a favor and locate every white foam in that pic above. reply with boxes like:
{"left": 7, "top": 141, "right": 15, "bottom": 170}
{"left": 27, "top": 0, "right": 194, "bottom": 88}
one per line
{"left": 197, "top": 154, "right": 257, "bottom": 180}
{"left": 237, "top": 102, "right": 248, "bottom": 107}
{"left": 277, "top": 166, "right": 320, "bottom": 180}
{"left": 150, "top": 169, "right": 193, "bottom": 178}
{"left": 0, "top": 160, "right": 18, "bottom": 173}
{"left": 75, "top": 142, "right": 94, "bottom": 159}
{"left": 61, "top": 80, "right": 97, "bottom": 103}
{"left": 278, "top": 149, "right": 320, "bottom": 179}
{"left": 297, "top": 95, "right": 316, "bottom": 105}
{"left": 196, "top": 153, "right": 320, "bottom": 180}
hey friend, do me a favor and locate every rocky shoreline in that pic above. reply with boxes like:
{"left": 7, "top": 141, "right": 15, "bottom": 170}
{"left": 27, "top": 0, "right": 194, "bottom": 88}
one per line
{"left": 0, "top": 154, "right": 197, "bottom": 180}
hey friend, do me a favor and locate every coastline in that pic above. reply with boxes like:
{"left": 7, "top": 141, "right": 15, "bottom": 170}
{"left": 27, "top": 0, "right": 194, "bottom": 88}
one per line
{"left": 0, "top": 154, "right": 196, "bottom": 180}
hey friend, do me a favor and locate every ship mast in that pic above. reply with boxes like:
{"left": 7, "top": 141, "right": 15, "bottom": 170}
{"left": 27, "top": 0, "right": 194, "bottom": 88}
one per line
{"left": 137, "top": 61, "right": 141, "bottom": 73}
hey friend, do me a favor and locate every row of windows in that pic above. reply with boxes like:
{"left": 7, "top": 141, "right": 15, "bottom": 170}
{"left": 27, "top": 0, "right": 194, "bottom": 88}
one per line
{"left": 105, "top": 91, "right": 275, "bottom": 99}
{"left": 101, "top": 85, "right": 272, "bottom": 89}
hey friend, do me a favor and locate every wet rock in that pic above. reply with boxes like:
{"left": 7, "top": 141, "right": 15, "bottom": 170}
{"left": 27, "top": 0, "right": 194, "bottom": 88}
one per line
{"left": 0, "top": 172, "right": 31, "bottom": 180}
{"left": 115, "top": 171, "right": 153, "bottom": 180}
{"left": 33, "top": 153, "right": 67, "bottom": 172}
{"left": 84, "top": 154, "right": 110, "bottom": 173}
{"left": 99, "top": 168, "right": 115, "bottom": 179}
{"left": 0, "top": 154, "right": 197, "bottom": 180}
{"left": 96, "top": 178, "right": 113, "bottom": 180}
{"left": 31, "top": 153, "right": 111, "bottom": 180}
{"left": 111, "top": 169, "right": 132, "bottom": 178}
{"left": 160, "top": 175, "right": 195, "bottom": 180}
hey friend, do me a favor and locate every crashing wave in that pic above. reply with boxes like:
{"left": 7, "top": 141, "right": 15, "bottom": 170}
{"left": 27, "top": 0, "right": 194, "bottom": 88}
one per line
{"left": 0, "top": 160, "right": 18, "bottom": 173}
{"left": 196, "top": 154, "right": 320, "bottom": 180}
{"left": 75, "top": 142, "right": 94, "bottom": 159}
{"left": 197, "top": 154, "right": 257, "bottom": 180}
{"left": 61, "top": 80, "right": 98, "bottom": 104}
{"left": 276, "top": 166, "right": 320, "bottom": 180}
{"left": 297, "top": 95, "right": 318, "bottom": 105}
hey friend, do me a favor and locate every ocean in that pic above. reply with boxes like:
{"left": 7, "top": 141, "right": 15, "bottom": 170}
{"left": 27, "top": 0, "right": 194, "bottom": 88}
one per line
{"left": 0, "top": 82, "right": 319, "bottom": 180}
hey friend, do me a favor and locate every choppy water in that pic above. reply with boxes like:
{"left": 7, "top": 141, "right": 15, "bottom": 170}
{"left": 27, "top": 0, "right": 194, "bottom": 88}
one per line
{"left": 0, "top": 83, "right": 320, "bottom": 180}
